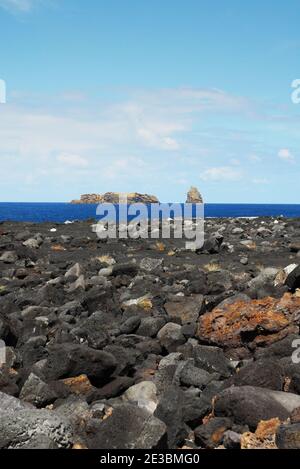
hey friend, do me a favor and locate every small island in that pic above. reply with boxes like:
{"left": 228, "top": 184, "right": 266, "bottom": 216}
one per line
{"left": 71, "top": 192, "right": 159, "bottom": 204}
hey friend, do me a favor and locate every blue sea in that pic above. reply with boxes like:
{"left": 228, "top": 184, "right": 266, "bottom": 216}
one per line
{"left": 1, "top": 202, "right": 300, "bottom": 223}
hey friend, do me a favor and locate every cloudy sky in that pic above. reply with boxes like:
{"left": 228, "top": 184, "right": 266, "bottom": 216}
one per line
{"left": 0, "top": 0, "right": 300, "bottom": 202}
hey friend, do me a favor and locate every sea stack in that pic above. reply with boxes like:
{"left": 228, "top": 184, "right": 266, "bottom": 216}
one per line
{"left": 186, "top": 186, "right": 203, "bottom": 203}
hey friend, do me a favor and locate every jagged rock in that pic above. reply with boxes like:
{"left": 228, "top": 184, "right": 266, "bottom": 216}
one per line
{"left": 186, "top": 186, "right": 203, "bottom": 204}
{"left": 67, "top": 275, "right": 85, "bottom": 292}
{"left": 20, "top": 373, "right": 58, "bottom": 407}
{"left": 41, "top": 344, "right": 117, "bottom": 385}
{"left": 201, "top": 233, "right": 224, "bottom": 254}
{"left": 197, "top": 293, "right": 300, "bottom": 350}
{"left": 194, "top": 417, "right": 232, "bottom": 448}
{"left": 122, "top": 381, "right": 158, "bottom": 413}
{"left": 178, "top": 360, "right": 217, "bottom": 388}
{"left": 154, "top": 385, "right": 189, "bottom": 447}
{"left": 192, "top": 344, "right": 233, "bottom": 378}
{"left": 0, "top": 407, "right": 73, "bottom": 449}
{"left": 65, "top": 263, "right": 82, "bottom": 279}
{"left": 136, "top": 317, "right": 166, "bottom": 337}
{"left": 81, "top": 404, "right": 167, "bottom": 449}
{"left": 0, "top": 251, "right": 18, "bottom": 263}
{"left": 164, "top": 294, "right": 204, "bottom": 324}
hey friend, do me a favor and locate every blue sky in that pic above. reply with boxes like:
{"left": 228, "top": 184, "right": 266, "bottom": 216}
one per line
{"left": 0, "top": 0, "right": 300, "bottom": 202}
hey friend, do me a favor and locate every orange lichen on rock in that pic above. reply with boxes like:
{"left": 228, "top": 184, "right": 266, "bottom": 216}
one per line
{"left": 255, "top": 418, "right": 281, "bottom": 440}
{"left": 240, "top": 418, "right": 281, "bottom": 449}
{"left": 62, "top": 374, "right": 93, "bottom": 395}
{"left": 197, "top": 293, "right": 300, "bottom": 349}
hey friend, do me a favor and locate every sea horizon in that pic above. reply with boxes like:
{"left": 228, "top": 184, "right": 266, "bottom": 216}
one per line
{"left": 1, "top": 201, "right": 300, "bottom": 223}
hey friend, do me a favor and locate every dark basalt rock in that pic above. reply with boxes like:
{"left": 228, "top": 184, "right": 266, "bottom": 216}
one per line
{"left": 1, "top": 217, "right": 300, "bottom": 449}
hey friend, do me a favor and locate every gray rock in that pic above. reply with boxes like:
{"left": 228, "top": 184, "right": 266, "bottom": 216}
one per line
{"left": 154, "top": 385, "right": 188, "bottom": 447}
{"left": 65, "top": 262, "right": 82, "bottom": 279}
{"left": 232, "top": 227, "right": 244, "bottom": 235}
{"left": 122, "top": 381, "right": 158, "bottom": 413}
{"left": 164, "top": 294, "right": 204, "bottom": 324}
{"left": 193, "top": 344, "right": 233, "bottom": 379}
{"left": 0, "top": 251, "right": 18, "bottom": 264}
{"left": 15, "top": 230, "right": 31, "bottom": 241}
{"left": 240, "top": 257, "right": 248, "bottom": 265}
{"left": 0, "top": 409, "right": 73, "bottom": 449}
{"left": 178, "top": 360, "right": 217, "bottom": 389}
{"left": 20, "top": 373, "right": 58, "bottom": 408}
{"left": 23, "top": 238, "right": 40, "bottom": 249}
{"left": 21, "top": 305, "right": 51, "bottom": 320}
{"left": 157, "top": 323, "right": 186, "bottom": 352}
{"left": 70, "top": 311, "right": 110, "bottom": 349}
{"left": 140, "top": 257, "right": 163, "bottom": 272}
{"left": 247, "top": 267, "right": 279, "bottom": 292}
{"left": 194, "top": 417, "right": 232, "bottom": 448}
{"left": 136, "top": 317, "right": 166, "bottom": 337}
{"left": 83, "top": 404, "right": 167, "bottom": 449}
{"left": 120, "top": 316, "right": 141, "bottom": 334}
{"left": 215, "top": 386, "right": 300, "bottom": 430}
{"left": 223, "top": 430, "right": 242, "bottom": 449}
{"left": 216, "top": 293, "right": 251, "bottom": 309}
{"left": 42, "top": 343, "right": 116, "bottom": 385}
{"left": 158, "top": 353, "right": 183, "bottom": 369}
{"left": 0, "top": 391, "right": 33, "bottom": 412}
{"left": 276, "top": 423, "right": 300, "bottom": 449}
{"left": 232, "top": 359, "right": 285, "bottom": 391}
{"left": 68, "top": 274, "right": 85, "bottom": 292}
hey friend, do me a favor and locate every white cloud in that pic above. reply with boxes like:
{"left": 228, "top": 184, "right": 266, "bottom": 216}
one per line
{"left": 278, "top": 148, "right": 295, "bottom": 162}
{"left": 0, "top": 86, "right": 262, "bottom": 200}
{"left": 0, "top": 0, "right": 38, "bottom": 12}
{"left": 248, "top": 154, "right": 262, "bottom": 163}
{"left": 200, "top": 166, "right": 243, "bottom": 181}
{"left": 57, "top": 153, "right": 88, "bottom": 168}
{"left": 252, "top": 178, "right": 270, "bottom": 184}
{"left": 229, "top": 158, "right": 240, "bottom": 166}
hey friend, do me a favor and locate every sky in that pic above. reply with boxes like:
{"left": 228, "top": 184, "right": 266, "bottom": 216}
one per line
{"left": 0, "top": 0, "right": 300, "bottom": 203}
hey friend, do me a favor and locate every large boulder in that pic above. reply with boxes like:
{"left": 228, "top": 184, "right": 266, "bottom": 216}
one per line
{"left": 81, "top": 404, "right": 167, "bottom": 449}
{"left": 197, "top": 293, "right": 300, "bottom": 350}
{"left": 231, "top": 359, "right": 285, "bottom": 391}
{"left": 215, "top": 386, "right": 300, "bottom": 430}
{"left": 0, "top": 393, "right": 73, "bottom": 449}
{"left": 41, "top": 344, "right": 117, "bottom": 385}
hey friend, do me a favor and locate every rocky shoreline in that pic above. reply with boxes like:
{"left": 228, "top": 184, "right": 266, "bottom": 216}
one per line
{"left": 1, "top": 216, "right": 300, "bottom": 449}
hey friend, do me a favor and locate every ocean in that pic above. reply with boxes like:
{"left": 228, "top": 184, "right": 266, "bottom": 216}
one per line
{"left": 1, "top": 202, "right": 300, "bottom": 223}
